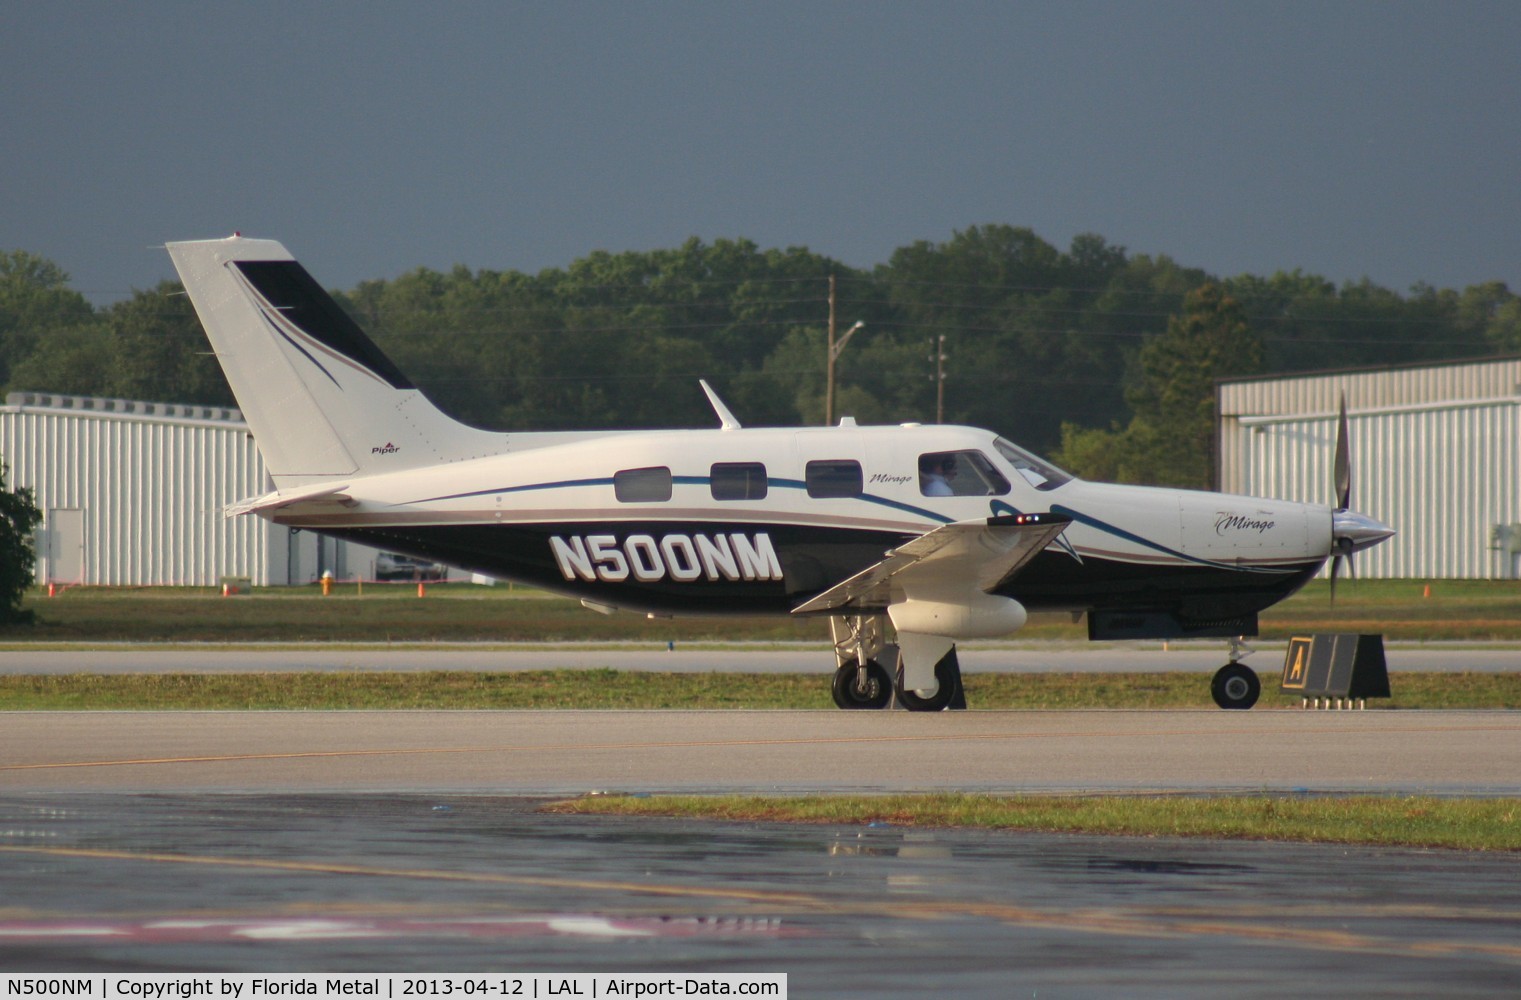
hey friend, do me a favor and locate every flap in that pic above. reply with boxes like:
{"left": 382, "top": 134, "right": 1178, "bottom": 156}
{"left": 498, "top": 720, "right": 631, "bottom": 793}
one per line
{"left": 791, "top": 512, "right": 1070, "bottom": 615}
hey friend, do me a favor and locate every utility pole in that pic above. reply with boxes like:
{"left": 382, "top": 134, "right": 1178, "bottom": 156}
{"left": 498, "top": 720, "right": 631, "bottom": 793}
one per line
{"left": 932, "top": 333, "right": 947, "bottom": 423}
{"left": 825, "top": 274, "right": 836, "bottom": 426}
{"left": 824, "top": 274, "right": 863, "bottom": 426}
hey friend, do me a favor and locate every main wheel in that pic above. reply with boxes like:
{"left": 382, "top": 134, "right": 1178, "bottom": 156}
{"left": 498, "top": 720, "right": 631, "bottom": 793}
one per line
{"left": 896, "top": 655, "right": 958, "bottom": 712}
{"left": 1211, "top": 663, "right": 1261, "bottom": 710}
{"left": 832, "top": 660, "right": 893, "bottom": 709}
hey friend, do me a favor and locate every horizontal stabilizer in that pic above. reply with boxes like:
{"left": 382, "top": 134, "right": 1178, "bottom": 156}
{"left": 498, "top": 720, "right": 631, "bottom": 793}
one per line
{"left": 224, "top": 483, "right": 353, "bottom": 518}
{"left": 791, "top": 513, "right": 1070, "bottom": 615}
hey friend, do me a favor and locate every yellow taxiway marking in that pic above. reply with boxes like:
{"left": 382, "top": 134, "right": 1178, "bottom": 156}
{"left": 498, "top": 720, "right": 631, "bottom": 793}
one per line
{"left": 2, "top": 844, "right": 1519, "bottom": 963}
{"left": 3, "top": 721, "right": 1515, "bottom": 773}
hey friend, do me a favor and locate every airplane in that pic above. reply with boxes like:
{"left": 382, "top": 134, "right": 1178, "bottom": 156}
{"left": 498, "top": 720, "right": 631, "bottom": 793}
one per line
{"left": 167, "top": 234, "right": 1395, "bottom": 711}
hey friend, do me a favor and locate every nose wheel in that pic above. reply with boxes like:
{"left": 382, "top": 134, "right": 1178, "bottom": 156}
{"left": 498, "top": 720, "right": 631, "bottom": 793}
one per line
{"left": 1211, "top": 662, "right": 1261, "bottom": 710}
{"left": 1209, "top": 636, "right": 1261, "bottom": 710}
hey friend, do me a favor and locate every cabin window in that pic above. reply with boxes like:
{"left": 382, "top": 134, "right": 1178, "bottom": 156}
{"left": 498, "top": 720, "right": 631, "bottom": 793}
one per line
{"left": 710, "top": 462, "right": 768, "bottom": 500}
{"left": 918, "top": 450, "right": 1012, "bottom": 497}
{"left": 805, "top": 459, "right": 863, "bottom": 498}
{"left": 992, "top": 438, "right": 1072, "bottom": 491}
{"left": 614, "top": 466, "right": 672, "bottom": 502}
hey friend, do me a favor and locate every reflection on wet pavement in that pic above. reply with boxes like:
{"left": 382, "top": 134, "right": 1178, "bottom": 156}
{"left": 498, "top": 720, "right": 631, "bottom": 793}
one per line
{"left": 1, "top": 794, "right": 1518, "bottom": 998}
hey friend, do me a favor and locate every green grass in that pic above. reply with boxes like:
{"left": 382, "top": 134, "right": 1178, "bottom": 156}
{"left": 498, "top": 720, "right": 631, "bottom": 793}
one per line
{"left": 6, "top": 584, "right": 822, "bottom": 643}
{"left": 1, "top": 669, "right": 1517, "bottom": 710}
{"left": 544, "top": 792, "right": 1521, "bottom": 852}
{"left": 1262, "top": 578, "right": 1521, "bottom": 641}
{"left": 10, "top": 577, "right": 1521, "bottom": 643}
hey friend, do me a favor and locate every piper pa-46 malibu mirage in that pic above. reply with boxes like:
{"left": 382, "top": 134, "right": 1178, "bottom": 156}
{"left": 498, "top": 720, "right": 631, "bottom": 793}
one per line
{"left": 168, "top": 235, "right": 1395, "bottom": 711}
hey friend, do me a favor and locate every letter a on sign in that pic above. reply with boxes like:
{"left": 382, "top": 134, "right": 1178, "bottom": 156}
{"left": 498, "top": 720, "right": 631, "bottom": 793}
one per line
{"left": 1281, "top": 636, "right": 1312, "bottom": 690}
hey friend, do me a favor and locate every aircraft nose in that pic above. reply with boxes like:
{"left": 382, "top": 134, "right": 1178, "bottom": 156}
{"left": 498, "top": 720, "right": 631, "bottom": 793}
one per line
{"left": 1332, "top": 509, "right": 1395, "bottom": 553}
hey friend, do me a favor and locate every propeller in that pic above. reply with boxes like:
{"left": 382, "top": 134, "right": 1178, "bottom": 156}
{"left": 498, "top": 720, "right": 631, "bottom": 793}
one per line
{"left": 1326, "top": 392, "right": 1396, "bottom": 603}
{"left": 1330, "top": 393, "right": 1352, "bottom": 603}
{"left": 1334, "top": 392, "right": 1351, "bottom": 512}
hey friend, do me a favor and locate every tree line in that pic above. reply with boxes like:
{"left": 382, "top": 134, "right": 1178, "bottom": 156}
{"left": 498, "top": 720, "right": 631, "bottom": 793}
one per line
{"left": 3, "top": 226, "right": 1518, "bottom": 488}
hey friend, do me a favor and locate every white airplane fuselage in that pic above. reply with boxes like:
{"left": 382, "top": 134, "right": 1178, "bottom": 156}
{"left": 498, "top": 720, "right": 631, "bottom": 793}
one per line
{"left": 268, "top": 420, "right": 1330, "bottom": 635}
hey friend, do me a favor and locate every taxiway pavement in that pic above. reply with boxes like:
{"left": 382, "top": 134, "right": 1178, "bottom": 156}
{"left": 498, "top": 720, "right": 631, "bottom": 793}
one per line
{"left": 3, "top": 708, "right": 1516, "bottom": 795}
{"left": 6, "top": 793, "right": 1519, "bottom": 995}
{"left": 3, "top": 792, "right": 1520, "bottom": 996}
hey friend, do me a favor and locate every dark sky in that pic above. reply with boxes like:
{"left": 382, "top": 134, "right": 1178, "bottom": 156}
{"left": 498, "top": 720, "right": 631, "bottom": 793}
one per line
{"left": 5, "top": 1, "right": 1518, "bottom": 302}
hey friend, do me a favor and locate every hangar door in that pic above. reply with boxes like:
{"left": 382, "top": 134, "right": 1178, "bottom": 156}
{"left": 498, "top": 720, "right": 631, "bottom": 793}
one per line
{"left": 46, "top": 508, "right": 84, "bottom": 584}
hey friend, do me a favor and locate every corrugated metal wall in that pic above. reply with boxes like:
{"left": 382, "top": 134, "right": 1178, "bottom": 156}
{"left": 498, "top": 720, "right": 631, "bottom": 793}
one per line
{"left": 3, "top": 394, "right": 412, "bottom": 586}
{"left": 1, "top": 395, "right": 280, "bottom": 585}
{"left": 1220, "top": 358, "right": 1521, "bottom": 579}
{"left": 1220, "top": 357, "right": 1521, "bottom": 417}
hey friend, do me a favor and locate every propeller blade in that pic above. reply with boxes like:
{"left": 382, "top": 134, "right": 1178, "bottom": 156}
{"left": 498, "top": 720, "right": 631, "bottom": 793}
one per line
{"left": 1334, "top": 392, "right": 1351, "bottom": 511}
{"left": 1328, "top": 534, "right": 1361, "bottom": 606}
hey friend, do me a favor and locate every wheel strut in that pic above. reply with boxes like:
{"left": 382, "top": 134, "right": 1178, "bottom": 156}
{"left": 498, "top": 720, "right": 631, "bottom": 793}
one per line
{"left": 829, "top": 615, "right": 894, "bottom": 710}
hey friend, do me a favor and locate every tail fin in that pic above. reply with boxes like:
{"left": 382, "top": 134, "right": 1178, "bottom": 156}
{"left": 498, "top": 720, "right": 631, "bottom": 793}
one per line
{"left": 167, "top": 235, "right": 502, "bottom": 488}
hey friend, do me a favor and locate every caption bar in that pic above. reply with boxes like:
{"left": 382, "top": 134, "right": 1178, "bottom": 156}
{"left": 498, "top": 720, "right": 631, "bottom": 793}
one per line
{"left": 5, "top": 977, "right": 785, "bottom": 1000}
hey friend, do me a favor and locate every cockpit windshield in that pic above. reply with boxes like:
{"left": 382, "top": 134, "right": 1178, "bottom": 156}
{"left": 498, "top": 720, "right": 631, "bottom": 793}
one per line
{"left": 993, "top": 437, "right": 1073, "bottom": 491}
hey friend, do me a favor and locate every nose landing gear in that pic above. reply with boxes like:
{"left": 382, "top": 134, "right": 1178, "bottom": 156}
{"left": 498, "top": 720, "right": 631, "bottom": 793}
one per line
{"left": 1210, "top": 636, "right": 1261, "bottom": 710}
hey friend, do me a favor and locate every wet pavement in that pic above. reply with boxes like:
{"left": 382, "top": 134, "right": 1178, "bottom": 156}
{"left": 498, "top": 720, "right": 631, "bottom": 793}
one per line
{"left": 1, "top": 794, "right": 1518, "bottom": 997}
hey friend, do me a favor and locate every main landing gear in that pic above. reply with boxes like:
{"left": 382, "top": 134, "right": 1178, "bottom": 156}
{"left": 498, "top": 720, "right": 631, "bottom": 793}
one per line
{"left": 825, "top": 620, "right": 1264, "bottom": 711}
{"left": 828, "top": 614, "right": 965, "bottom": 711}
{"left": 895, "top": 648, "right": 965, "bottom": 712}
{"left": 1210, "top": 636, "right": 1261, "bottom": 710}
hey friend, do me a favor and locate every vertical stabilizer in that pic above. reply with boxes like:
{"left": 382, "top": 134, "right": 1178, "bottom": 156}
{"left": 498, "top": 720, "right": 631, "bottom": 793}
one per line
{"left": 167, "top": 235, "right": 504, "bottom": 488}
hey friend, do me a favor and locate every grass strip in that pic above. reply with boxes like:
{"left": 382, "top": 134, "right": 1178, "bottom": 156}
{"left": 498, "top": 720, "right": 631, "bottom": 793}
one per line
{"left": 1, "top": 670, "right": 1519, "bottom": 710}
{"left": 15, "top": 578, "right": 1521, "bottom": 643}
{"left": 544, "top": 792, "right": 1521, "bottom": 852}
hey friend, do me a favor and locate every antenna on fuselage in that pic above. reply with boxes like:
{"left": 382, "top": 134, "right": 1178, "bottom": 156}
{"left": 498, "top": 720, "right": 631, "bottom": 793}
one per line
{"left": 699, "top": 380, "right": 742, "bottom": 431}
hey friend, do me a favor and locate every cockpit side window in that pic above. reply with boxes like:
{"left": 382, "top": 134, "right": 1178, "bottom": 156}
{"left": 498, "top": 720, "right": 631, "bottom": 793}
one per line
{"left": 918, "top": 450, "right": 1012, "bottom": 497}
{"left": 992, "top": 438, "right": 1072, "bottom": 491}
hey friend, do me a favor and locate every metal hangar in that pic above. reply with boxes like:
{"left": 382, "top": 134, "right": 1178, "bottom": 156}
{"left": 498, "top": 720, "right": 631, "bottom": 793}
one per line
{"left": 0, "top": 392, "right": 379, "bottom": 587}
{"left": 1218, "top": 356, "right": 1521, "bottom": 579}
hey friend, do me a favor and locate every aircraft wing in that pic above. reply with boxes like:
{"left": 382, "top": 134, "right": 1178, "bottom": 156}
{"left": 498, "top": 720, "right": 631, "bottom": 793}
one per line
{"left": 791, "top": 513, "right": 1071, "bottom": 615}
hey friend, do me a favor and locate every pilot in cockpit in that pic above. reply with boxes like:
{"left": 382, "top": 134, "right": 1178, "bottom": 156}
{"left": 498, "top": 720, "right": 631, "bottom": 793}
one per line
{"left": 920, "top": 454, "right": 958, "bottom": 496}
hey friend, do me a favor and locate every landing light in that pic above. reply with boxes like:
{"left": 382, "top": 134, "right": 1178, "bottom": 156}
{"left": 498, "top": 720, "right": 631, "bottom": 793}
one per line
{"left": 988, "top": 512, "right": 1064, "bottom": 527}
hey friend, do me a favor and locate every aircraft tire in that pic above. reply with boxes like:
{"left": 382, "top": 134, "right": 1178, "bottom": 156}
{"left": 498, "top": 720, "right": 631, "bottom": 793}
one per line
{"left": 896, "top": 657, "right": 958, "bottom": 712}
{"left": 832, "top": 660, "right": 893, "bottom": 710}
{"left": 1211, "top": 663, "right": 1261, "bottom": 710}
